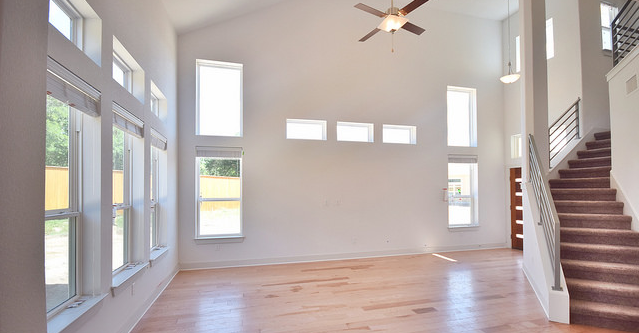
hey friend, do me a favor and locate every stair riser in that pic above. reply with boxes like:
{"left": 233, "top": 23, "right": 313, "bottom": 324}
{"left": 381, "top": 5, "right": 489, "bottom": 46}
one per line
{"left": 594, "top": 132, "right": 611, "bottom": 140}
{"left": 569, "top": 290, "right": 639, "bottom": 307}
{"left": 561, "top": 233, "right": 639, "bottom": 247}
{"left": 568, "top": 159, "right": 612, "bottom": 168}
{"left": 555, "top": 205, "right": 623, "bottom": 215}
{"left": 562, "top": 250, "right": 639, "bottom": 265}
{"left": 563, "top": 267, "right": 639, "bottom": 286}
{"left": 586, "top": 140, "right": 612, "bottom": 150}
{"left": 559, "top": 219, "right": 630, "bottom": 230}
{"left": 550, "top": 179, "right": 610, "bottom": 189}
{"left": 577, "top": 149, "right": 611, "bottom": 159}
{"left": 559, "top": 169, "right": 611, "bottom": 179}
{"left": 571, "top": 314, "right": 639, "bottom": 332}
{"left": 552, "top": 193, "right": 616, "bottom": 201}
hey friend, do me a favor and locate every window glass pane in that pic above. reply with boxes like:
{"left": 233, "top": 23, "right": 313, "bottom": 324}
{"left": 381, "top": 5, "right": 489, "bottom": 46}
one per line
{"left": 602, "top": 29, "right": 612, "bottom": 50}
{"left": 112, "top": 126, "right": 125, "bottom": 204}
{"left": 383, "top": 125, "right": 416, "bottom": 144}
{"left": 336, "top": 122, "right": 373, "bottom": 142}
{"left": 601, "top": 3, "right": 612, "bottom": 27}
{"left": 198, "top": 63, "right": 242, "bottom": 137}
{"left": 112, "top": 60, "right": 126, "bottom": 88}
{"left": 45, "top": 217, "right": 75, "bottom": 312}
{"left": 286, "top": 120, "right": 326, "bottom": 140}
{"left": 546, "top": 18, "right": 555, "bottom": 59}
{"left": 46, "top": 95, "right": 70, "bottom": 211}
{"left": 199, "top": 201, "right": 241, "bottom": 236}
{"left": 515, "top": 35, "right": 521, "bottom": 73}
{"left": 49, "top": 0, "right": 72, "bottom": 40}
{"left": 447, "top": 89, "right": 472, "bottom": 147}
{"left": 199, "top": 158, "right": 241, "bottom": 199}
{"left": 448, "top": 162, "right": 477, "bottom": 226}
{"left": 150, "top": 206, "right": 157, "bottom": 249}
{"left": 112, "top": 209, "right": 127, "bottom": 271}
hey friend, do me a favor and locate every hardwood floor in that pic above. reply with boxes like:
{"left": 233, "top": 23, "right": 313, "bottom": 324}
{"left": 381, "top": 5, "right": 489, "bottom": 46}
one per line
{"left": 132, "top": 249, "right": 627, "bottom": 333}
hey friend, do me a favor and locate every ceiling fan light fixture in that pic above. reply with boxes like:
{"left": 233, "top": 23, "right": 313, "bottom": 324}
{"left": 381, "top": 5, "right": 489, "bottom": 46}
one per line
{"left": 378, "top": 14, "right": 409, "bottom": 32}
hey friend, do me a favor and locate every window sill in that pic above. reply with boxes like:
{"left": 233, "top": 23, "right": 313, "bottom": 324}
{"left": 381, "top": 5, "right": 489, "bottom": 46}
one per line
{"left": 448, "top": 224, "right": 480, "bottom": 231}
{"left": 194, "top": 236, "right": 245, "bottom": 245}
{"left": 47, "top": 294, "right": 108, "bottom": 333}
{"left": 111, "top": 262, "right": 149, "bottom": 297}
{"left": 149, "top": 246, "right": 169, "bottom": 267}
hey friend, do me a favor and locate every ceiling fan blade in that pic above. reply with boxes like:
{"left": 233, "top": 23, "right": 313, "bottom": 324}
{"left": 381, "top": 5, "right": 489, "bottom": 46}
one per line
{"left": 401, "top": 22, "right": 425, "bottom": 35}
{"left": 354, "top": 3, "right": 386, "bottom": 18}
{"left": 359, "top": 28, "right": 381, "bottom": 42}
{"left": 399, "top": 0, "right": 430, "bottom": 16}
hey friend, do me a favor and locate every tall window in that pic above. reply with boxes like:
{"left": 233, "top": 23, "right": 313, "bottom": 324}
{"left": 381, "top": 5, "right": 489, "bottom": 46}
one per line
{"left": 447, "top": 86, "right": 477, "bottom": 147}
{"left": 601, "top": 3, "right": 619, "bottom": 51}
{"left": 546, "top": 18, "right": 555, "bottom": 59}
{"left": 150, "top": 130, "right": 167, "bottom": 250}
{"left": 448, "top": 156, "right": 478, "bottom": 227}
{"left": 112, "top": 125, "right": 131, "bottom": 272}
{"left": 45, "top": 95, "right": 79, "bottom": 314}
{"left": 196, "top": 148, "right": 243, "bottom": 238}
{"left": 48, "top": 0, "right": 82, "bottom": 46}
{"left": 515, "top": 35, "right": 521, "bottom": 73}
{"left": 197, "top": 60, "right": 243, "bottom": 137}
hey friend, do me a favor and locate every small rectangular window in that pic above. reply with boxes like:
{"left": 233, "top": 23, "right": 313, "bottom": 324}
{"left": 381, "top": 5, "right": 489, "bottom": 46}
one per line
{"left": 112, "top": 53, "right": 131, "bottom": 91}
{"left": 336, "top": 122, "right": 374, "bottom": 142}
{"left": 511, "top": 134, "right": 522, "bottom": 159}
{"left": 286, "top": 119, "right": 327, "bottom": 141}
{"left": 601, "top": 3, "right": 619, "bottom": 51}
{"left": 382, "top": 124, "right": 417, "bottom": 144}
{"left": 196, "top": 148, "right": 243, "bottom": 238}
{"left": 546, "top": 18, "right": 555, "bottom": 59}
{"left": 448, "top": 156, "right": 478, "bottom": 227}
{"left": 197, "top": 60, "right": 243, "bottom": 137}
{"left": 447, "top": 86, "right": 477, "bottom": 147}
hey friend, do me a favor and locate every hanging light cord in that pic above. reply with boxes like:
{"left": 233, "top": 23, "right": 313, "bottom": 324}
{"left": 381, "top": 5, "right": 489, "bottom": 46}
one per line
{"left": 506, "top": 0, "right": 513, "bottom": 71}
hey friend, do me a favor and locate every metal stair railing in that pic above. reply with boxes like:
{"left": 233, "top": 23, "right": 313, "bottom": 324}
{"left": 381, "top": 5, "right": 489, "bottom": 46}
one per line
{"left": 613, "top": 0, "right": 639, "bottom": 66}
{"left": 529, "top": 134, "right": 563, "bottom": 291}
{"left": 549, "top": 97, "right": 580, "bottom": 167}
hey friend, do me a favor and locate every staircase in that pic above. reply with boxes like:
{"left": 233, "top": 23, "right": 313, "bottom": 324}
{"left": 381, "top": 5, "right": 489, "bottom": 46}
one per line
{"left": 550, "top": 131, "right": 639, "bottom": 332}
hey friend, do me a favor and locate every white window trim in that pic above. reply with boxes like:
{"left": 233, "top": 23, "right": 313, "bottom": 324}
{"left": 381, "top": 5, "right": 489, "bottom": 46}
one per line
{"left": 112, "top": 53, "right": 132, "bottom": 92}
{"left": 49, "top": 0, "right": 84, "bottom": 48}
{"left": 336, "top": 121, "right": 374, "bottom": 143}
{"left": 112, "top": 126, "right": 133, "bottom": 274}
{"left": 447, "top": 86, "right": 477, "bottom": 148}
{"left": 546, "top": 18, "right": 555, "bottom": 60}
{"left": 196, "top": 59, "right": 244, "bottom": 137}
{"left": 286, "top": 119, "right": 327, "bottom": 141}
{"left": 195, "top": 147, "right": 243, "bottom": 240}
{"left": 382, "top": 124, "right": 417, "bottom": 145}
{"left": 447, "top": 155, "right": 479, "bottom": 228}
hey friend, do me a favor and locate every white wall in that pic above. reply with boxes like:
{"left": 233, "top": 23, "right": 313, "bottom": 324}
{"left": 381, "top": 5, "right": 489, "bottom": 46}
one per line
{"left": 608, "top": 46, "right": 639, "bottom": 231}
{"left": 177, "top": 0, "right": 508, "bottom": 268}
{"left": 0, "top": 0, "right": 179, "bottom": 331}
{"left": 0, "top": 1, "right": 49, "bottom": 332}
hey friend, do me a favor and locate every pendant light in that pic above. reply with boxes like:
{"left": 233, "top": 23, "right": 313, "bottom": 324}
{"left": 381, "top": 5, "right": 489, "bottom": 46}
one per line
{"left": 500, "top": 0, "right": 520, "bottom": 84}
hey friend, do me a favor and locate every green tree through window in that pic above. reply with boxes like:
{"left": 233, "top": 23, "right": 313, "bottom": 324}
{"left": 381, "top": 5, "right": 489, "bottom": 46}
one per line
{"left": 46, "top": 96, "right": 69, "bottom": 167}
{"left": 199, "top": 159, "right": 239, "bottom": 177}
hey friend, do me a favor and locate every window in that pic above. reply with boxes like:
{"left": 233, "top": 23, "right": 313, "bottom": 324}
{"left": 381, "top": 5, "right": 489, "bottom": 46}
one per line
{"left": 150, "top": 93, "right": 159, "bottom": 117}
{"left": 382, "top": 124, "right": 417, "bottom": 144}
{"left": 448, "top": 156, "right": 478, "bottom": 227}
{"left": 45, "top": 95, "right": 80, "bottom": 314}
{"left": 150, "top": 81, "right": 167, "bottom": 120}
{"left": 336, "top": 122, "right": 374, "bottom": 142}
{"left": 112, "top": 53, "right": 131, "bottom": 91}
{"left": 150, "top": 130, "right": 167, "bottom": 250}
{"left": 546, "top": 18, "right": 555, "bottom": 59}
{"left": 197, "top": 60, "right": 243, "bottom": 137}
{"left": 515, "top": 35, "right": 521, "bottom": 73}
{"left": 511, "top": 134, "right": 523, "bottom": 159}
{"left": 112, "top": 105, "right": 143, "bottom": 272}
{"left": 601, "top": 3, "right": 619, "bottom": 51}
{"left": 196, "top": 148, "right": 243, "bottom": 238}
{"left": 48, "top": 0, "right": 81, "bottom": 46}
{"left": 447, "top": 86, "right": 477, "bottom": 147}
{"left": 286, "top": 119, "right": 327, "bottom": 140}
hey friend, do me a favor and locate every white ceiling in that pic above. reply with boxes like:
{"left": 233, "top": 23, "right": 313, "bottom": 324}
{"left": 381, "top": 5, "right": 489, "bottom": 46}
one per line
{"left": 160, "top": 0, "right": 519, "bottom": 35}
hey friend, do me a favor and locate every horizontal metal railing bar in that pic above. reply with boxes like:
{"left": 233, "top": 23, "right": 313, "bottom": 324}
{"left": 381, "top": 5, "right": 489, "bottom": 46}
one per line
{"left": 550, "top": 133, "right": 579, "bottom": 160}
{"left": 549, "top": 98, "right": 581, "bottom": 129}
{"left": 549, "top": 113, "right": 578, "bottom": 139}
{"left": 549, "top": 118, "right": 578, "bottom": 145}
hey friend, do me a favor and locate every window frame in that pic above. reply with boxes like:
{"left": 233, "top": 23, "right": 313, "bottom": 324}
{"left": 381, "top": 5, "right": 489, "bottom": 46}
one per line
{"left": 515, "top": 35, "right": 521, "bottom": 73}
{"left": 195, "top": 148, "right": 243, "bottom": 239}
{"left": 601, "top": 2, "right": 619, "bottom": 51}
{"left": 150, "top": 146, "right": 160, "bottom": 250}
{"left": 446, "top": 86, "right": 477, "bottom": 148}
{"left": 112, "top": 125, "right": 132, "bottom": 274}
{"left": 49, "top": 0, "right": 83, "bottom": 48}
{"left": 546, "top": 18, "right": 555, "bottom": 59}
{"left": 286, "top": 119, "right": 327, "bottom": 141}
{"left": 336, "top": 121, "right": 374, "bottom": 143}
{"left": 447, "top": 156, "right": 479, "bottom": 228}
{"left": 44, "top": 96, "right": 82, "bottom": 317}
{"left": 196, "top": 59, "right": 244, "bottom": 137}
{"left": 382, "top": 124, "right": 417, "bottom": 145}
{"left": 112, "top": 53, "right": 132, "bottom": 92}
{"left": 150, "top": 93, "right": 160, "bottom": 118}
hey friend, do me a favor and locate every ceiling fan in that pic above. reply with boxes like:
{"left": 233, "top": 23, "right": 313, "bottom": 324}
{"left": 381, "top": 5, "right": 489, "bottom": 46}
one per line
{"left": 355, "top": 0, "right": 429, "bottom": 42}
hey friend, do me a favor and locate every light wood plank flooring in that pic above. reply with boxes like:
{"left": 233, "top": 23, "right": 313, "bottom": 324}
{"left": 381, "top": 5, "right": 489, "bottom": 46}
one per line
{"left": 132, "top": 249, "right": 626, "bottom": 332}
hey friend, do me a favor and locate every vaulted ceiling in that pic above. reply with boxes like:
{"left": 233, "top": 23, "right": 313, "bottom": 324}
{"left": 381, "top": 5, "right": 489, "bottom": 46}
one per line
{"left": 160, "top": 0, "right": 519, "bottom": 35}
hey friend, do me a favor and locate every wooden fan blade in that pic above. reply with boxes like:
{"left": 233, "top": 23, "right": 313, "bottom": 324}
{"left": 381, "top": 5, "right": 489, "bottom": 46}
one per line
{"left": 354, "top": 3, "right": 386, "bottom": 18}
{"left": 401, "top": 22, "right": 425, "bottom": 35}
{"left": 359, "top": 28, "right": 381, "bottom": 42}
{"left": 399, "top": 0, "right": 429, "bottom": 15}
